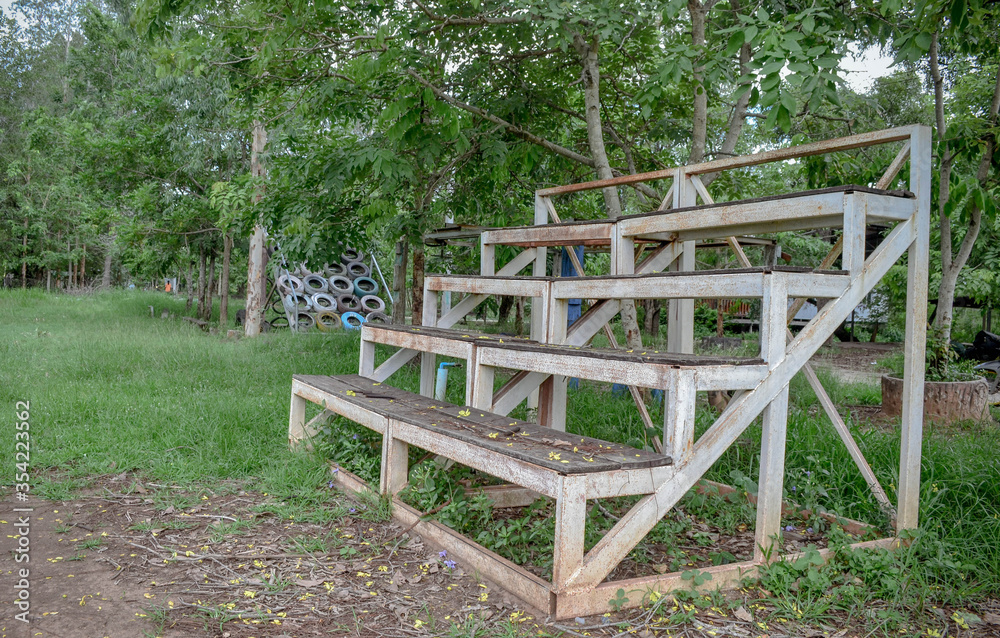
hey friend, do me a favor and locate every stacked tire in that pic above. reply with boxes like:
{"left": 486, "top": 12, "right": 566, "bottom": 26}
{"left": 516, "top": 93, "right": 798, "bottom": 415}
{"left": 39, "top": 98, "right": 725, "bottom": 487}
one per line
{"left": 271, "top": 248, "right": 387, "bottom": 331}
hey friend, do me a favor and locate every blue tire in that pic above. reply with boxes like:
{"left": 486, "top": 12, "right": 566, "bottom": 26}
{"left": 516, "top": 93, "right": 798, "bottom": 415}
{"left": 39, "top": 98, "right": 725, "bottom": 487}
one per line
{"left": 341, "top": 311, "right": 366, "bottom": 330}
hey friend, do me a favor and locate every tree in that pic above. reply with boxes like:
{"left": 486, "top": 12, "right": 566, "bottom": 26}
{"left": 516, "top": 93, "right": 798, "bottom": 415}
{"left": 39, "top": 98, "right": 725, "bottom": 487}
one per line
{"left": 890, "top": 0, "right": 1000, "bottom": 345}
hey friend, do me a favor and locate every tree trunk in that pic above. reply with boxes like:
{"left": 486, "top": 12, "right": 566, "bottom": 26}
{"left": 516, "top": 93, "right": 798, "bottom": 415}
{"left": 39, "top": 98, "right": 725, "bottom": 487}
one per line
{"left": 21, "top": 219, "right": 28, "bottom": 288}
{"left": 102, "top": 244, "right": 113, "bottom": 289}
{"left": 703, "top": 0, "right": 751, "bottom": 186}
{"left": 932, "top": 36, "right": 999, "bottom": 344}
{"left": 687, "top": 0, "right": 709, "bottom": 164}
{"left": 572, "top": 32, "right": 643, "bottom": 350}
{"left": 185, "top": 258, "right": 194, "bottom": 312}
{"left": 197, "top": 246, "right": 206, "bottom": 318}
{"left": 498, "top": 296, "right": 514, "bottom": 325}
{"left": 204, "top": 252, "right": 216, "bottom": 322}
{"left": 572, "top": 33, "right": 622, "bottom": 218}
{"left": 80, "top": 244, "right": 86, "bottom": 288}
{"left": 245, "top": 119, "right": 269, "bottom": 337}
{"left": 642, "top": 299, "right": 661, "bottom": 337}
{"left": 220, "top": 233, "right": 232, "bottom": 326}
{"left": 411, "top": 247, "right": 425, "bottom": 325}
{"left": 70, "top": 238, "right": 76, "bottom": 289}
{"left": 392, "top": 239, "right": 408, "bottom": 323}
{"left": 515, "top": 295, "right": 525, "bottom": 334}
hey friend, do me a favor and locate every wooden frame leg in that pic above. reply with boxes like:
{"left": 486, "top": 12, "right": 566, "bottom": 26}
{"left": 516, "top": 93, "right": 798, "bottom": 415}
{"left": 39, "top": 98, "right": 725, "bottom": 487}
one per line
{"left": 381, "top": 420, "right": 409, "bottom": 496}
{"left": 420, "top": 288, "right": 439, "bottom": 397}
{"left": 667, "top": 241, "right": 696, "bottom": 354}
{"left": 552, "top": 475, "right": 587, "bottom": 591}
{"left": 663, "top": 369, "right": 696, "bottom": 464}
{"left": 897, "top": 126, "right": 931, "bottom": 532}
{"left": 754, "top": 385, "right": 790, "bottom": 562}
{"left": 360, "top": 333, "right": 376, "bottom": 377}
{"left": 288, "top": 391, "right": 309, "bottom": 449}
{"left": 472, "top": 362, "right": 495, "bottom": 411}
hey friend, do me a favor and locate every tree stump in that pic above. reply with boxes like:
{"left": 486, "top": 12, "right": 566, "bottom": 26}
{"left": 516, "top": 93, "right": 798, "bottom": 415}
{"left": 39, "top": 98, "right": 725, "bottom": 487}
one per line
{"left": 881, "top": 375, "right": 990, "bottom": 423}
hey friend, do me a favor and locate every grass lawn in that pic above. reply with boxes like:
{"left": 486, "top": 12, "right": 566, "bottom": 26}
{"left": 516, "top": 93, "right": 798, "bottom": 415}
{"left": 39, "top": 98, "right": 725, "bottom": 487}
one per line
{"left": 2, "top": 289, "right": 1000, "bottom": 637}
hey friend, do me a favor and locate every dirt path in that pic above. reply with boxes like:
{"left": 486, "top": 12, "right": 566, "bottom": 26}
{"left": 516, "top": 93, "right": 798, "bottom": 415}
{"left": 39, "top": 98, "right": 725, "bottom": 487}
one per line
{"left": 1, "top": 478, "right": 537, "bottom": 638}
{"left": 810, "top": 342, "right": 899, "bottom": 385}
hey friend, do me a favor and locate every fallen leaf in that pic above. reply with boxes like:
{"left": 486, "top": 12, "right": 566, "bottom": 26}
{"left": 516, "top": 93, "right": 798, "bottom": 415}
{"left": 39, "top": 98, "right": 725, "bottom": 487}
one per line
{"left": 295, "top": 579, "right": 324, "bottom": 588}
{"left": 734, "top": 606, "right": 753, "bottom": 623}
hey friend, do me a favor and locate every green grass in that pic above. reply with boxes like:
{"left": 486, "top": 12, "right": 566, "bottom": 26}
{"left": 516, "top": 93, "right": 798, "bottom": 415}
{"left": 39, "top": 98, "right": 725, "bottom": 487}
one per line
{"left": 4, "top": 290, "right": 1000, "bottom": 636}
{"left": 0, "top": 289, "right": 355, "bottom": 495}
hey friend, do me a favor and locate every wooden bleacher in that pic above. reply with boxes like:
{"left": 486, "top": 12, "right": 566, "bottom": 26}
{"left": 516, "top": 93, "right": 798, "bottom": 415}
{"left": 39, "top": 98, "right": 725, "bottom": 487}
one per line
{"left": 289, "top": 125, "right": 931, "bottom": 618}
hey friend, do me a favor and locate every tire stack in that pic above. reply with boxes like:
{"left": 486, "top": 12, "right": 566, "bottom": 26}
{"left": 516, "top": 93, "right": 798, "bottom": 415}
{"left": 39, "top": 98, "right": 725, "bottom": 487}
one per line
{"left": 271, "top": 248, "right": 390, "bottom": 332}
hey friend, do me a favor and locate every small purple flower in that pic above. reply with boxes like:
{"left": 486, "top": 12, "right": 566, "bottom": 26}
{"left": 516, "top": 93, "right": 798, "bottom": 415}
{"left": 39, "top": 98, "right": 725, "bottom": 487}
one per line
{"left": 328, "top": 481, "right": 335, "bottom": 489}
{"left": 784, "top": 525, "right": 796, "bottom": 532}
{"left": 807, "top": 527, "right": 814, "bottom": 534}
{"left": 438, "top": 550, "right": 448, "bottom": 559}
{"left": 332, "top": 467, "right": 339, "bottom": 473}
{"left": 804, "top": 471, "right": 813, "bottom": 477}
{"left": 349, "top": 508, "right": 356, "bottom": 513}
{"left": 444, "top": 560, "right": 457, "bottom": 569}
{"left": 791, "top": 486, "right": 796, "bottom": 492}
{"left": 352, "top": 434, "right": 358, "bottom": 440}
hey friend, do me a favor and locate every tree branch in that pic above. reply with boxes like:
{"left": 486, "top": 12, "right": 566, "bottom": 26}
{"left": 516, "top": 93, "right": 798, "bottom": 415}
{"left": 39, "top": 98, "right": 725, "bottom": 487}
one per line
{"left": 407, "top": 70, "right": 597, "bottom": 168}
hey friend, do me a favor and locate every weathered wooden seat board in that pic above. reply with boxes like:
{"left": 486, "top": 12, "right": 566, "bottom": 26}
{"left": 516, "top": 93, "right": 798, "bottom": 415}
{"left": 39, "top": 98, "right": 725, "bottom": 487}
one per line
{"left": 290, "top": 125, "right": 932, "bottom": 619}
{"left": 293, "top": 374, "right": 671, "bottom": 473}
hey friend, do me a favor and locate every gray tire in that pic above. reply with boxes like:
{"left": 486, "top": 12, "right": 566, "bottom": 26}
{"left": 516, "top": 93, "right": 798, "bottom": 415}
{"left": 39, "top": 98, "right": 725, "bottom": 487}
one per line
{"left": 277, "top": 274, "right": 304, "bottom": 294}
{"left": 365, "top": 311, "right": 390, "bottom": 325}
{"left": 346, "top": 261, "right": 370, "bottom": 279}
{"left": 328, "top": 275, "right": 353, "bottom": 294}
{"left": 312, "top": 293, "right": 337, "bottom": 310}
{"left": 303, "top": 274, "right": 329, "bottom": 294}
{"left": 360, "top": 295, "right": 385, "bottom": 314}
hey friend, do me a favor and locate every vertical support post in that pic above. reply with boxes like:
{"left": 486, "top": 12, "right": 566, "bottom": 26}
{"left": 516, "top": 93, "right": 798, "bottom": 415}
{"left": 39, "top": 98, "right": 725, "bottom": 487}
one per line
{"left": 755, "top": 271, "right": 790, "bottom": 562}
{"left": 380, "top": 420, "right": 409, "bottom": 496}
{"left": 529, "top": 194, "right": 550, "bottom": 411}
{"left": 481, "top": 236, "right": 496, "bottom": 277}
{"left": 539, "top": 298, "right": 569, "bottom": 431}
{"left": 663, "top": 369, "right": 696, "bottom": 464}
{"left": 551, "top": 475, "right": 587, "bottom": 591}
{"left": 288, "top": 390, "right": 308, "bottom": 449}
{"left": 754, "top": 384, "right": 790, "bottom": 562}
{"left": 359, "top": 328, "right": 376, "bottom": 377}
{"left": 668, "top": 171, "right": 696, "bottom": 354}
{"left": 472, "top": 359, "right": 495, "bottom": 411}
{"left": 612, "top": 224, "right": 635, "bottom": 276}
{"left": 760, "top": 273, "right": 789, "bottom": 369}
{"left": 897, "top": 126, "right": 931, "bottom": 533}
{"left": 419, "top": 287, "right": 439, "bottom": 397}
{"left": 842, "top": 193, "right": 866, "bottom": 276}
{"left": 463, "top": 344, "right": 476, "bottom": 406}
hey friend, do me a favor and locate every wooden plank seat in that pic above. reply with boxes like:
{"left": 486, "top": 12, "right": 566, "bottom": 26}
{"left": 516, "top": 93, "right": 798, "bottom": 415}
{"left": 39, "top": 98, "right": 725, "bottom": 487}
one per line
{"left": 290, "top": 374, "right": 672, "bottom": 476}
{"left": 473, "top": 338, "right": 767, "bottom": 396}
{"left": 548, "top": 266, "right": 850, "bottom": 301}
{"left": 361, "top": 323, "right": 768, "bottom": 410}
{"left": 617, "top": 185, "right": 915, "bottom": 243}
{"left": 482, "top": 219, "right": 613, "bottom": 248}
